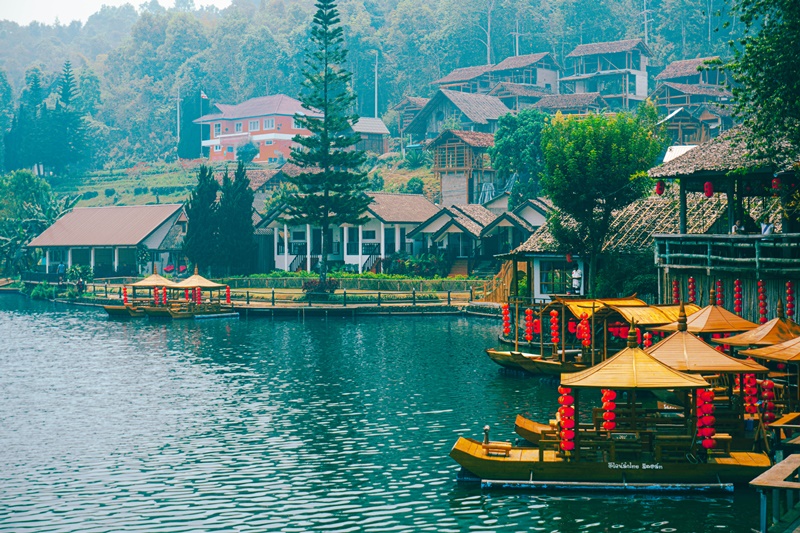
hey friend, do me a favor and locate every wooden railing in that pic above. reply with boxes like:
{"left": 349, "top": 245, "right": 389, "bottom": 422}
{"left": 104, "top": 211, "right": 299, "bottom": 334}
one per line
{"left": 477, "top": 260, "right": 513, "bottom": 303}
{"left": 362, "top": 244, "right": 381, "bottom": 273}
{"left": 751, "top": 454, "right": 800, "bottom": 533}
{"left": 654, "top": 233, "right": 800, "bottom": 275}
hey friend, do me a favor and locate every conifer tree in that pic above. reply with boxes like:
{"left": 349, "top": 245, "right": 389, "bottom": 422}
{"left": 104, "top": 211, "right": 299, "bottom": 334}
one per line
{"left": 217, "top": 161, "right": 255, "bottom": 275}
{"left": 184, "top": 165, "right": 219, "bottom": 272}
{"left": 286, "top": 0, "right": 371, "bottom": 284}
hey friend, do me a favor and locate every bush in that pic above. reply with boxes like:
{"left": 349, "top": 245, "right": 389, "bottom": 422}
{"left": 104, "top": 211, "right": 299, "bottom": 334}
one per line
{"left": 66, "top": 264, "right": 94, "bottom": 283}
{"left": 82, "top": 191, "right": 98, "bottom": 200}
{"left": 381, "top": 251, "right": 448, "bottom": 278}
{"left": 30, "top": 283, "right": 55, "bottom": 300}
{"left": 133, "top": 187, "right": 149, "bottom": 195}
{"left": 104, "top": 188, "right": 116, "bottom": 197}
{"left": 301, "top": 278, "right": 340, "bottom": 293}
{"left": 402, "top": 149, "right": 431, "bottom": 169}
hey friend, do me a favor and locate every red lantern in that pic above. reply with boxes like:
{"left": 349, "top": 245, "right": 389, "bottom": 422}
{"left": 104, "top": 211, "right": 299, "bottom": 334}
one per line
{"left": 560, "top": 440, "right": 575, "bottom": 451}
{"left": 703, "top": 181, "right": 714, "bottom": 197}
{"left": 566, "top": 253, "right": 573, "bottom": 263}
{"left": 122, "top": 287, "right": 128, "bottom": 304}
{"left": 226, "top": 285, "right": 231, "bottom": 304}
{"left": 655, "top": 180, "right": 665, "bottom": 195}
{"left": 603, "top": 411, "right": 616, "bottom": 421}
{"left": 162, "top": 287, "right": 167, "bottom": 305}
{"left": 185, "top": 288, "right": 190, "bottom": 301}
{"left": 154, "top": 286, "right": 159, "bottom": 306}
{"left": 602, "top": 421, "right": 617, "bottom": 431}
{"left": 567, "top": 320, "right": 577, "bottom": 334}
{"left": 533, "top": 319, "right": 541, "bottom": 334}
{"left": 560, "top": 429, "right": 576, "bottom": 440}
{"left": 772, "top": 176, "right": 781, "bottom": 192}
{"left": 672, "top": 279, "right": 680, "bottom": 304}
{"left": 701, "top": 438, "right": 716, "bottom": 449}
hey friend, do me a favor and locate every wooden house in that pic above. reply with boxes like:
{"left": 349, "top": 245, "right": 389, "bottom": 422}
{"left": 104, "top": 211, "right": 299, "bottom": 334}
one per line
{"left": 194, "top": 94, "right": 320, "bottom": 164}
{"left": 655, "top": 57, "right": 727, "bottom": 86}
{"left": 427, "top": 130, "right": 498, "bottom": 206}
{"left": 531, "top": 93, "right": 608, "bottom": 115}
{"left": 648, "top": 128, "right": 800, "bottom": 321}
{"left": 259, "top": 193, "right": 440, "bottom": 274}
{"left": 27, "top": 204, "right": 187, "bottom": 279}
{"left": 403, "top": 90, "right": 509, "bottom": 142}
{"left": 488, "top": 52, "right": 560, "bottom": 93}
{"left": 351, "top": 117, "right": 390, "bottom": 154}
{"left": 560, "top": 39, "right": 651, "bottom": 110}
{"left": 392, "top": 96, "right": 430, "bottom": 140}
{"left": 651, "top": 83, "right": 734, "bottom": 145}
{"left": 432, "top": 65, "right": 494, "bottom": 93}
{"left": 488, "top": 83, "right": 551, "bottom": 112}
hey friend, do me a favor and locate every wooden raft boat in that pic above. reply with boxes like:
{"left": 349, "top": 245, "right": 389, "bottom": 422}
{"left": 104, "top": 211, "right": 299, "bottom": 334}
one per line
{"left": 103, "top": 304, "right": 146, "bottom": 317}
{"left": 450, "top": 436, "right": 770, "bottom": 486}
{"left": 485, "top": 349, "right": 539, "bottom": 370}
{"left": 514, "top": 415, "right": 551, "bottom": 446}
{"left": 168, "top": 303, "right": 236, "bottom": 320}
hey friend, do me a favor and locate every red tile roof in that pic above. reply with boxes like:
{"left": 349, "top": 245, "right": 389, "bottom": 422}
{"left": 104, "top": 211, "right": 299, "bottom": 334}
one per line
{"left": 366, "top": 193, "right": 440, "bottom": 223}
{"left": 656, "top": 57, "right": 720, "bottom": 80}
{"left": 567, "top": 39, "right": 651, "bottom": 58}
{"left": 195, "top": 94, "right": 320, "bottom": 123}
{"left": 28, "top": 204, "right": 184, "bottom": 247}
{"left": 214, "top": 168, "right": 280, "bottom": 191}
{"left": 490, "top": 52, "right": 555, "bottom": 71}
{"left": 433, "top": 64, "right": 493, "bottom": 84}
{"left": 449, "top": 130, "right": 495, "bottom": 148}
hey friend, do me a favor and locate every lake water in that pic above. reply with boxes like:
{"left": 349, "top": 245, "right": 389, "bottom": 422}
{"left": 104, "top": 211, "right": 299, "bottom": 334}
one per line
{"left": 0, "top": 295, "right": 759, "bottom": 532}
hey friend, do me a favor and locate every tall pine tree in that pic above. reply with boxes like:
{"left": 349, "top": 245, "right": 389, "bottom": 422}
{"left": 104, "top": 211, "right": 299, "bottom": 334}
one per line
{"left": 217, "top": 161, "right": 255, "bottom": 275}
{"left": 184, "top": 165, "right": 219, "bottom": 273}
{"left": 286, "top": 0, "right": 371, "bottom": 284}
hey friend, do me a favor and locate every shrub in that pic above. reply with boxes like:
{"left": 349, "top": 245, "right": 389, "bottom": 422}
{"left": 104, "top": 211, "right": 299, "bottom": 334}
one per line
{"left": 381, "top": 251, "right": 448, "bottom": 278}
{"left": 301, "top": 278, "right": 340, "bottom": 293}
{"left": 133, "top": 187, "right": 149, "bottom": 195}
{"left": 66, "top": 265, "right": 94, "bottom": 283}
{"left": 82, "top": 191, "right": 99, "bottom": 200}
{"left": 30, "top": 283, "right": 55, "bottom": 300}
{"left": 104, "top": 188, "right": 116, "bottom": 197}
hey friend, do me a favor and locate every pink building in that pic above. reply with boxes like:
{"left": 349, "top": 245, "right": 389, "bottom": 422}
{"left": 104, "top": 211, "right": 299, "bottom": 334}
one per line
{"left": 194, "top": 94, "right": 321, "bottom": 163}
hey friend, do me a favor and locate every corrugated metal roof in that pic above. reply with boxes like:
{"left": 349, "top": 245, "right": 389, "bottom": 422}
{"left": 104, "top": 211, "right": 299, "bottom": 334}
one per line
{"left": 28, "top": 204, "right": 184, "bottom": 247}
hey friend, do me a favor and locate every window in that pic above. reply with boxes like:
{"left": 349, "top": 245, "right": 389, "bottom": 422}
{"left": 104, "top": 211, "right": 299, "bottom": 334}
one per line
{"left": 214, "top": 123, "right": 221, "bottom": 136}
{"left": 235, "top": 122, "right": 242, "bottom": 133}
{"left": 264, "top": 140, "right": 273, "bottom": 145}
{"left": 263, "top": 118, "right": 275, "bottom": 130}
{"left": 292, "top": 118, "right": 300, "bottom": 129}
{"left": 249, "top": 120, "right": 259, "bottom": 131}
{"left": 213, "top": 145, "right": 221, "bottom": 152}
{"left": 292, "top": 231, "right": 306, "bottom": 241}
{"left": 362, "top": 230, "right": 376, "bottom": 240}
{"left": 539, "top": 260, "right": 571, "bottom": 295}
{"left": 227, "top": 146, "right": 234, "bottom": 153}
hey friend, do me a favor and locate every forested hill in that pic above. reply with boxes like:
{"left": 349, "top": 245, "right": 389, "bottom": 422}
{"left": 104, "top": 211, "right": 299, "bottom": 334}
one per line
{"left": 0, "top": 0, "right": 739, "bottom": 169}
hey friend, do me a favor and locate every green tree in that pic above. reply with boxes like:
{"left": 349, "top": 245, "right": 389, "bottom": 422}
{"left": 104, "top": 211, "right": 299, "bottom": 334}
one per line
{"left": 286, "top": 0, "right": 371, "bottom": 284}
{"left": 183, "top": 165, "right": 219, "bottom": 272}
{"left": 401, "top": 176, "right": 424, "bottom": 194}
{"left": 540, "top": 104, "right": 665, "bottom": 296}
{"left": 236, "top": 142, "right": 259, "bottom": 164}
{"left": 727, "top": 0, "right": 800, "bottom": 157}
{"left": 489, "top": 108, "right": 548, "bottom": 210}
{"left": 0, "top": 170, "right": 76, "bottom": 275}
{"left": 217, "top": 161, "right": 255, "bottom": 275}
{"left": 0, "top": 69, "right": 13, "bottom": 172}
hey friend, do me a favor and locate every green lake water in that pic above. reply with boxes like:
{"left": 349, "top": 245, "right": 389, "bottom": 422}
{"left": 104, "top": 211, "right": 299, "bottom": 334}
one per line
{"left": 0, "top": 295, "right": 759, "bottom": 532}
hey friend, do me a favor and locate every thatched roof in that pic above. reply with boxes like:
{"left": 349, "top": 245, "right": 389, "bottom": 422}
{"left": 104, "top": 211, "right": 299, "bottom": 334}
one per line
{"left": 511, "top": 192, "right": 727, "bottom": 255}
{"left": 741, "top": 336, "right": 800, "bottom": 362}
{"left": 648, "top": 127, "right": 792, "bottom": 179}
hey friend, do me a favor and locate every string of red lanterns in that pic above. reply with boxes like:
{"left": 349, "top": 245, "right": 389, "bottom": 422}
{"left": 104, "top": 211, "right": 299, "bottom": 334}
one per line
{"left": 578, "top": 313, "right": 591, "bottom": 349}
{"left": 758, "top": 280, "right": 768, "bottom": 324}
{"left": 688, "top": 277, "right": 696, "bottom": 304}
{"left": 501, "top": 304, "right": 511, "bottom": 337}
{"left": 715, "top": 280, "right": 723, "bottom": 307}
{"left": 524, "top": 308, "right": 534, "bottom": 342}
{"left": 185, "top": 288, "right": 190, "bottom": 301}
{"left": 558, "top": 386, "right": 575, "bottom": 453}
{"left": 672, "top": 279, "right": 680, "bottom": 304}
{"left": 162, "top": 286, "right": 167, "bottom": 305}
{"left": 761, "top": 379, "right": 777, "bottom": 426}
{"left": 733, "top": 279, "right": 743, "bottom": 316}
{"left": 696, "top": 388, "right": 716, "bottom": 450}
{"left": 601, "top": 389, "right": 617, "bottom": 430}
{"left": 154, "top": 286, "right": 160, "bottom": 306}
{"left": 643, "top": 332, "right": 653, "bottom": 348}
{"left": 550, "top": 310, "right": 560, "bottom": 345}
{"left": 122, "top": 286, "right": 128, "bottom": 304}
{"left": 787, "top": 281, "right": 795, "bottom": 319}
{"left": 226, "top": 285, "right": 231, "bottom": 305}
{"left": 743, "top": 374, "right": 759, "bottom": 414}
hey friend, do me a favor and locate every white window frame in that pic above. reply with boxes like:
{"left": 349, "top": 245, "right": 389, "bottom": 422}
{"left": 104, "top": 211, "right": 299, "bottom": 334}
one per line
{"left": 213, "top": 123, "right": 221, "bottom": 136}
{"left": 235, "top": 122, "right": 242, "bottom": 133}
{"left": 213, "top": 145, "right": 221, "bottom": 152}
{"left": 264, "top": 140, "right": 273, "bottom": 145}
{"left": 263, "top": 118, "right": 275, "bottom": 130}
{"left": 249, "top": 120, "right": 259, "bottom": 131}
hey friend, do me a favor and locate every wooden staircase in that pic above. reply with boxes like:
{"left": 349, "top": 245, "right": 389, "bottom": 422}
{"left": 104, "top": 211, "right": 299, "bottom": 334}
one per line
{"left": 448, "top": 259, "right": 469, "bottom": 278}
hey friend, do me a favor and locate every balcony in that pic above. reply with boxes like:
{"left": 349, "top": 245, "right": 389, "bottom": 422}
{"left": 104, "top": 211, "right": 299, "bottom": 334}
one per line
{"left": 654, "top": 233, "right": 800, "bottom": 275}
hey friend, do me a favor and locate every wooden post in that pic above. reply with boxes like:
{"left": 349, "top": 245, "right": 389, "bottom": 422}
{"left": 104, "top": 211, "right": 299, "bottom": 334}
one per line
{"left": 727, "top": 179, "right": 736, "bottom": 231}
{"left": 561, "top": 302, "right": 566, "bottom": 363}
{"left": 526, "top": 258, "right": 533, "bottom": 305}
{"left": 512, "top": 257, "right": 519, "bottom": 297}
{"left": 679, "top": 178, "right": 687, "bottom": 234}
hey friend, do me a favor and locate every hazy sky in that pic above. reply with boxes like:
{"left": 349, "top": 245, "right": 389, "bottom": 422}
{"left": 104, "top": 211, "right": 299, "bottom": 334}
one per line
{"left": 1, "top": 0, "right": 232, "bottom": 25}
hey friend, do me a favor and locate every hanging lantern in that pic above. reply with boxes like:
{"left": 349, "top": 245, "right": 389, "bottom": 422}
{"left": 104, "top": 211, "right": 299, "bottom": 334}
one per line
{"left": 762, "top": 380, "right": 777, "bottom": 425}
{"left": 226, "top": 285, "right": 231, "bottom": 305}
{"left": 558, "top": 387, "right": 576, "bottom": 454}
{"left": 772, "top": 176, "right": 781, "bottom": 196}
{"left": 787, "top": 281, "right": 795, "bottom": 319}
{"left": 758, "top": 280, "right": 768, "bottom": 324}
{"left": 655, "top": 180, "right": 665, "bottom": 196}
{"left": 734, "top": 279, "right": 743, "bottom": 316}
{"left": 154, "top": 286, "right": 159, "bottom": 306}
{"left": 502, "top": 303, "right": 511, "bottom": 336}
{"left": 697, "top": 388, "right": 716, "bottom": 450}
{"left": 185, "top": 288, "right": 190, "bottom": 301}
{"left": 688, "top": 277, "right": 696, "bottom": 304}
{"left": 601, "top": 389, "right": 617, "bottom": 431}
{"left": 579, "top": 313, "right": 591, "bottom": 348}
{"left": 566, "top": 253, "right": 573, "bottom": 263}
{"left": 703, "top": 181, "right": 714, "bottom": 198}
{"left": 197, "top": 287, "right": 203, "bottom": 305}
{"left": 550, "top": 309, "right": 560, "bottom": 345}
{"left": 672, "top": 279, "right": 680, "bottom": 304}
{"left": 636, "top": 327, "right": 643, "bottom": 346}
{"left": 567, "top": 319, "right": 578, "bottom": 334}
{"left": 524, "top": 308, "right": 534, "bottom": 342}
{"left": 715, "top": 280, "right": 723, "bottom": 307}
{"left": 743, "top": 374, "right": 759, "bottom": 414}
{"left": 122, "top": 286, "right": 128, "bottom": 304}
{"left": 162, "top": 287, "right": 167, "bottom": 305}
{"left": 643, "top": 332, "right": 653, "bottom": 348}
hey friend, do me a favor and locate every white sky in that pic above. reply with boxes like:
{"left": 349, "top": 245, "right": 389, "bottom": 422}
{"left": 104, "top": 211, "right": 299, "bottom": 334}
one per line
{"left": 1, "top": 0, "right": 232, "bottom": 25}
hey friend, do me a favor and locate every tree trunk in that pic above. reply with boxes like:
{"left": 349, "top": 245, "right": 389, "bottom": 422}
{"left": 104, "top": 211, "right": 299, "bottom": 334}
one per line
{"left": 588, "top": 252, "right": 598, "bottom": 298}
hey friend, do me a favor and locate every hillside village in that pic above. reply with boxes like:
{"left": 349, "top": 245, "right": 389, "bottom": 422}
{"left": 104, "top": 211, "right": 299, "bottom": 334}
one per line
{"left": 21, "top": 28, "right": 799, "bottom": 319}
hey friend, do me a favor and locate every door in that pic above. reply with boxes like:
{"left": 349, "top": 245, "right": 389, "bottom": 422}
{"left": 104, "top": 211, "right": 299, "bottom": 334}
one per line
{"left": 384, "top": 226, "right": 396, "bottom": 255}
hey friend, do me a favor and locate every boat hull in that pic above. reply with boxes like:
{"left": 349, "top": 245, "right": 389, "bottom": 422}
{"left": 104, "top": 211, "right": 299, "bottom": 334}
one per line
{"left": 485, "top": 349, "right": 540, "bottom": 370}
{"left": 143, "top": 306, "right": 174, "bottom": 318}
{"left": 517, "top": 357, "right": 589, "bottom": 375}
{"left": 450, "top": 437, "right": 770, "bottom": 485}
{"left": 514, "top": 415, "right": 551, "bottom": 446}
{"left": 103, "top": 305, "right": 131, "bottom": 317}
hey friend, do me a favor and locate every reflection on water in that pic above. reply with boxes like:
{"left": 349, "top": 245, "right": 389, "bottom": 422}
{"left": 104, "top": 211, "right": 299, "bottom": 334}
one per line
{"left": 0, "top": 296, "right": 756, "bottom": 532}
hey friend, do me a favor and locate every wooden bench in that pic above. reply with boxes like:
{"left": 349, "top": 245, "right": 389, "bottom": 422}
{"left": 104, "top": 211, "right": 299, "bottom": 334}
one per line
{"left": 711, "top": 433, "right": 732, "bottom": 456}
{"left": 482, "top": 441, "right": 512, "bottom": 457}
{"left": 654, "top": 435, "right": 693, "bottom": 461}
